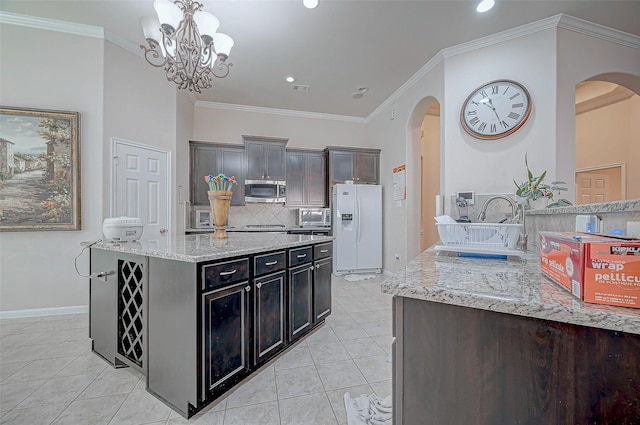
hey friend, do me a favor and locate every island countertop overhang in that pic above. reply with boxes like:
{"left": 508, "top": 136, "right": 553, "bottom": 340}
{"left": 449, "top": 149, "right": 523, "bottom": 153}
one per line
{"left": 88, "top": 233, "right": 334, "bottom": 263}
{"left": 382, "top": 248, "right": 640, "bottom": 335}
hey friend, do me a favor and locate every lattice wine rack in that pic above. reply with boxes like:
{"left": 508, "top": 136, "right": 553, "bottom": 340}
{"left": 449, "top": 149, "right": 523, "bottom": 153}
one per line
{"left": 117, "top": 259, "right": 144, "bottom": 367}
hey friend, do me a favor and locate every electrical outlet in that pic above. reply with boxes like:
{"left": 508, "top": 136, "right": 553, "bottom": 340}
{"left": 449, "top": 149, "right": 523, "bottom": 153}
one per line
{"left": 627, "top": 221, "right": 640, "bottom": 238}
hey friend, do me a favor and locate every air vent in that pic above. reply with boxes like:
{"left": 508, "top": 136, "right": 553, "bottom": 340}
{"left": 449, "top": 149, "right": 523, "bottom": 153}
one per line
{"left": 291, "top": 84, "right": 311, "bottom": 93}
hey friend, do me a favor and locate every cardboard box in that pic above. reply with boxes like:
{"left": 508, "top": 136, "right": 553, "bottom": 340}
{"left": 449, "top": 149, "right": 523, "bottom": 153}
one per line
{"left": 539, "top": 232, "right": 640, "bottom": 309}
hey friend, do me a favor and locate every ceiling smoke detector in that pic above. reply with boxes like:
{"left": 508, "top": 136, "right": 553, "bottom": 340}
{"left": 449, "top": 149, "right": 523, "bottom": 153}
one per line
{"left": 351, "top": 87, "right": 368, "bottom": 99}
{"left": 291, "top": 84, "right": 311, "bottom": 93}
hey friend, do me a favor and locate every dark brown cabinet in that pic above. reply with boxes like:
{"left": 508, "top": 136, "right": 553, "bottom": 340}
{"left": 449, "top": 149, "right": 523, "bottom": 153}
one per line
{"left": 326, "top": 146, "right": 381, "bottom": 186}
{"left": 288, "top": 262, "right": 314, "bottom": 341}
{"left": 190, "top": 142, "right": 244, "bottom": 206}
{"left": 286, "top": 149, "right": 326, "bottom": 207}
{"left": 202, "top": 280, "right": 250, "bottom": 397}
{"left": 243, "top": 136, "right": 288, "bottom": 181}
{"left": 253, "top": 251, "right": 286, "bottom": 365}
{"left": 313, "top": 243, "right": 333, "bottom": 322}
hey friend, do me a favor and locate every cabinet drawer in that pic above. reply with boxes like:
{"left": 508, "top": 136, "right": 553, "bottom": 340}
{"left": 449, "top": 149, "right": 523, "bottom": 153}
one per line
{"left": 289, "top": 246, "right": 313, "bottom": 267}
{"left": 202, "top": 258, "right": 249, "bottom": 290}
{"left": 314, "top": 243, "right": 332, "bottom": 260}
{"left": 254, "top": 251, "right": 285, "bottom": 277}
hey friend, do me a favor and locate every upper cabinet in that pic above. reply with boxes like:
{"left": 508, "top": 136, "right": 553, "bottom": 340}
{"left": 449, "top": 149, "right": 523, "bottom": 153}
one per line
{"left": 286, "top": 149, "right": 326, "bottom": 207}
{"left": 326, "top": 146, "right": 381, "bottom": 185}
{"left": 190, "top": 142, "right": 245, "bottom": 206}
{"left": 243, "top": 136, "right": 288, "bottom": 181}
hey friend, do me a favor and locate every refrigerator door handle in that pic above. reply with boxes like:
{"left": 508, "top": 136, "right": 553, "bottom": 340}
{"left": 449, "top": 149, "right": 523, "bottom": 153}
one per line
{"left": 356, "top": 197, "right": 361, "bottom": 242}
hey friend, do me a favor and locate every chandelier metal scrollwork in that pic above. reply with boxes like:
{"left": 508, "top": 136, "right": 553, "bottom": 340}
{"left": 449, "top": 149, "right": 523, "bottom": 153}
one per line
{"left": 140, "top": 0, "right": 234, "bottom": 93}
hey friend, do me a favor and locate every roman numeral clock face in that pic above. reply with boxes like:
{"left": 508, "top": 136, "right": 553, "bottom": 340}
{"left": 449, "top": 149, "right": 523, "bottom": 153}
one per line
{"left": 460, "top": 80, "right": 532, "bottom": 140}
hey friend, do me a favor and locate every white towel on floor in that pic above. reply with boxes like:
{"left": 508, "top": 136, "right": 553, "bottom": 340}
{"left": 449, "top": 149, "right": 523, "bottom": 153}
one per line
{"left": 343, "top": 274, "right": 376, "bottom": 282}
{"left": 344, "top": 392, "right": 392, "bottom": 425}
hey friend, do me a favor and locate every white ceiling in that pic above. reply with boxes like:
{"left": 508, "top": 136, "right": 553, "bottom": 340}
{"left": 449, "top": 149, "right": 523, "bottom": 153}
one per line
{"left": 2, "top": 0, "right": 639, "bottom": 118}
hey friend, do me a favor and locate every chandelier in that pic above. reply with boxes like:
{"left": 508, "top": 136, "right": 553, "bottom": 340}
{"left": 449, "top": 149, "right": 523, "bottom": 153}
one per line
{"left": 139, "top": 0, "right": 234, "bottom": 93}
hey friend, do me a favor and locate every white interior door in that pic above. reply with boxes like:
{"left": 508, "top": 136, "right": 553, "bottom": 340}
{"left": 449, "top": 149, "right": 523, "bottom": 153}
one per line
{"left": 112, "top": 138, "right": 170, "bottom": 244}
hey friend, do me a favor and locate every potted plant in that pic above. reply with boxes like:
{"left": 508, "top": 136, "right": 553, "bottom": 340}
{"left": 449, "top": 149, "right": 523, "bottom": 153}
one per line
{"left": 514, "top": 154, "right": 572, "bottom": 209}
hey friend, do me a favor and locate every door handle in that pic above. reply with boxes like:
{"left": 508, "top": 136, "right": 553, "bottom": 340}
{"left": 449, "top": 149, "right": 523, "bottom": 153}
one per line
{"left": 160, "top": 228, "right": 168, "bottom": 234}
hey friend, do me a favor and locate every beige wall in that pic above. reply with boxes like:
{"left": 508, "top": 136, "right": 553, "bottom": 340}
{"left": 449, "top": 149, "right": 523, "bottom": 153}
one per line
{"left": 0, "top": 25, "right": 104, "bottom": 312}
{"left": 576, "top": 95, "right": 640, "bottom": 200}
{"left": 192, "top": 106, "right": 368, "bottom": 150}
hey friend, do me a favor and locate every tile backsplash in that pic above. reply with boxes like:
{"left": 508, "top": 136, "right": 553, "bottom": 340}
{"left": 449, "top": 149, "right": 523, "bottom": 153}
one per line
{"left": 191, "top": 204, "right": 298, "bottom": 228}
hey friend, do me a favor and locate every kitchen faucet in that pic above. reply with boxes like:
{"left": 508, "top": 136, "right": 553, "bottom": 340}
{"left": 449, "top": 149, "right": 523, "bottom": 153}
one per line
{"left": 477, "top": 195, "right": 528, "bottom": 251}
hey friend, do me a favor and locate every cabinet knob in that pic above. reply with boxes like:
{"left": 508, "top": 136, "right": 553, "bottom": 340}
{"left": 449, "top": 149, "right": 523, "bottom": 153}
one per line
{"left": 245, "top": 285, "right": 251, "bottom": 292}
{"left": 256, "top": 282, "right": 262, "bottom": 289}
{"left": 316, "top": 264, "right": 321, "bottom": 269}
{"left": 309, "top": 266, "right": 314, "bottom": 271}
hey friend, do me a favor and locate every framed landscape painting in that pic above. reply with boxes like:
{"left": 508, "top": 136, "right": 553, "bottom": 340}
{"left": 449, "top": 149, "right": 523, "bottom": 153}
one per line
{"left": 0, "top": 106, "right": 81, "bottom": 231}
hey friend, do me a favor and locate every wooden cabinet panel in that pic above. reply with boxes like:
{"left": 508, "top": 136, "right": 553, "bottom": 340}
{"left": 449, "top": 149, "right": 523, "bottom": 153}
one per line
{"left": 254, "top": 271, "right": 285, "bottom": 364}
{"left": 289, "top": 263, "right": 314, "bottom": 341}
{"left": 306, "top": 152, "right": 326, "bottom": 206}
{"left": 285, "top": 152, "right": 305, "bottom": 205}
{"left": 326, "top": 147, "right": 380, "bottom": 187}
{"left": 286, "top": 150, "right": 327, "bottom": 207}
{"left": 313, "top": 258, "right": 332, "bottom": 322}
{"left": 244, "top": 138, "right": 287, "bottom": 181}
{"left": 190, "top": 142, "right": 244, "bottom": 206}
{"left": 202, "top": 281, "right": 250, "bottom": 396}
{"left": 354, "top": 152, "right": 379, "bottom": 184}
{"left": 202, "top": 258, "right": 249, "bottom": 290}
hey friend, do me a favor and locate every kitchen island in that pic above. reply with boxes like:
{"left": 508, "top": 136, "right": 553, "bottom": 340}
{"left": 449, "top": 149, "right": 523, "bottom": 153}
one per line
{"left": 382, "top": 249, "right": 640, "bottom": 425}
{"left": 89, "top": 233, "right": 333, "bottom": 418}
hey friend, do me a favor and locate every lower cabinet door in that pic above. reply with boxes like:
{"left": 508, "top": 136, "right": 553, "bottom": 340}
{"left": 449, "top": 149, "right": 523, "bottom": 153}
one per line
{"left": 202, "top": 280, "right": 250, "bottom": 397}
{"left": 254, "top": 271, "right": 286, "bottom": 365}
{"left": 314, "top": 257, "right": 332, "bottom": 323}
{"left": 288, "top": 263, "right": 314, "bottom": 341}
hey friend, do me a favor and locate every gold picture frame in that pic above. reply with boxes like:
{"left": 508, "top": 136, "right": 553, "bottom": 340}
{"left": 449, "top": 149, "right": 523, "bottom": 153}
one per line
{"left": 0, "top": 106, "right": 81, "bottom": 231}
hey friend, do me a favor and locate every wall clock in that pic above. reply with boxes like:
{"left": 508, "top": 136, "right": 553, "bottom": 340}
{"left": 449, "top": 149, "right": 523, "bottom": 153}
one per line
{"left": 460, "top": 79, "right": 532, "bottom": 140}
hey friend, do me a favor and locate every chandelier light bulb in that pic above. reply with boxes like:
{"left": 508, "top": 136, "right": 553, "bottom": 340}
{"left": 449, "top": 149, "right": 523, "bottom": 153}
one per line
{"left": 193, "top": 11, "right": 220, "bottom": 45}
{"left": 153, "top": 0, "right": 182, "bottom": 33}
{"left": 476, "top": 0, "right": 495, "bottom": 13}
{"left": 303, "top": 0, "right": 319, "bottom": 9}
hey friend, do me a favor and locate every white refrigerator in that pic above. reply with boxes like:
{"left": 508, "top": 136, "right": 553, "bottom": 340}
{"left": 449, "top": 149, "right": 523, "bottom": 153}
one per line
{"left": 332, "top": 184, "right": 382, "bottom": 274}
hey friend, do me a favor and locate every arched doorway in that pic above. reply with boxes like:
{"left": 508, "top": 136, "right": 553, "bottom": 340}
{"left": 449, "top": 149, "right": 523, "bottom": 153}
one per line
{"left": 421, "top": 101, "right": 441, "bottom": 251}
{"left": 407, "top": 96, "right": 441, "bottom": 262}
{"left": 575, "top": 73, "right": 640, "bottom": 203}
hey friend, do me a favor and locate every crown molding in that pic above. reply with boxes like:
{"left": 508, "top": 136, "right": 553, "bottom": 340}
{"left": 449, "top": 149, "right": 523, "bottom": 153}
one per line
{"left": 104, "top": 30, "right": 143, "bottom": 58}
{"left": 558, "top": 14, "right": 640, "bottom": 50}
{"left": 366, "top": 13, "right": 640, "bottom": 122}
{"left": 195, "top": 101, "right": 368, "bottom": 124}
{"left": 576, "top": 86, "right": 635, "bottom": 114}
{"left": 0, "top": 11, "right": 103, "bottom": 38}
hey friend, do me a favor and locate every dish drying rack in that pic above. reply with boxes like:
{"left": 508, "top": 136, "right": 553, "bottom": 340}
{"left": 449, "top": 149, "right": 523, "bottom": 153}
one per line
{"left": 434, "top": 222, "right": 524, "bottom": 257}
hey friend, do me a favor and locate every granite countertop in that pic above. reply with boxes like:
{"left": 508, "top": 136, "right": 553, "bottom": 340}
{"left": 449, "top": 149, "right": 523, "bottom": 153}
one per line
{"left": 525, "top": 198, "right": 640, "bottom": 215}
{"left": 185, "top": 225, "right": 331, "bottom": 233}
{"left": 382, "top": 248, "right": 640, "bottom": 335}
{"left": 89, "top": 233, "right": 334, "bottom": 263}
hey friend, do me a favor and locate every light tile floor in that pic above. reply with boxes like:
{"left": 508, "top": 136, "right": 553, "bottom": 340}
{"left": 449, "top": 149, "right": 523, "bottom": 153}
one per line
{"left": 0, "top": 274, "right": 393, "bottom": 425}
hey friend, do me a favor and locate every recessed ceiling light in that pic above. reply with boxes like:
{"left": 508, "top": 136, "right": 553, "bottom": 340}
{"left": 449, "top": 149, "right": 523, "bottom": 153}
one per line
{"left": 285, "top": 76, "right": 295, "bottom": 83}
{"left": 303, "top": 0, "right": 319, "bottom": 9}
{"left": 476, "top": 0, "right": 495, "bottom": 13}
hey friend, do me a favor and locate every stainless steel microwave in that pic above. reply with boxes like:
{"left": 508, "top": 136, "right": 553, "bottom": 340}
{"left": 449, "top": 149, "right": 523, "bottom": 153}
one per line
{"left": 297, "top": 208, "right": 331, "bottom": 227}
{"left": 244, "top": 179, "right": 286, "bottom": 203}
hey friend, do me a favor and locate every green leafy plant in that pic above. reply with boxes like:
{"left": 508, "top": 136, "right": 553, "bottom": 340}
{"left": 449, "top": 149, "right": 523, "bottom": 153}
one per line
{"left": 514, "top": 154, "right": 572, "bottom": 209}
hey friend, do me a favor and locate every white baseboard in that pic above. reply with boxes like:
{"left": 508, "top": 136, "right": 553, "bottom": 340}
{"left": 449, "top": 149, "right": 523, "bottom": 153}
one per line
{"left": 382, "top": 269, "right": 398, "bottom": 276}
{"left": 0, "top": 305, "right": 89, "bottom": 320}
